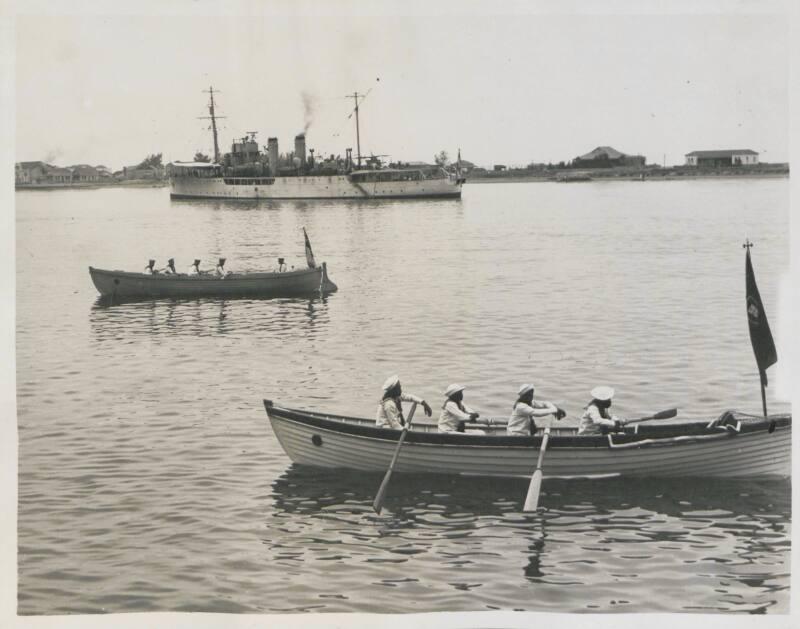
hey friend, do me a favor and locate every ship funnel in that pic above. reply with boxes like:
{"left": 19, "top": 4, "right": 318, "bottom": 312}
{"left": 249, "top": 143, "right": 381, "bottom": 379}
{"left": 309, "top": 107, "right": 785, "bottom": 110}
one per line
{"left": 268, "top": 137, "right": 279, "bottom": 175}
{"left": 294, "top": 133, "right": 306, "bottom": 165}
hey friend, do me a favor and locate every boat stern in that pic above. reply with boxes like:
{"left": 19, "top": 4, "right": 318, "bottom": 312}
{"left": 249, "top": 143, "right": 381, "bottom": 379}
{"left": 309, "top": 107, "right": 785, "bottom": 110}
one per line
{"left": 321, "top": 262, "right": 338, "bottom": 293}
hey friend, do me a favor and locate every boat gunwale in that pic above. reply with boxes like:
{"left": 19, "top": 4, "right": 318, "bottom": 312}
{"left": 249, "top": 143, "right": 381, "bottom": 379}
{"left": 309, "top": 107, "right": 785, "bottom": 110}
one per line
{"left": 89, "top": 265, "right": 325, "bottom": 281}
{"left": 264, "top": 401, "right": 791, "bottom": 450}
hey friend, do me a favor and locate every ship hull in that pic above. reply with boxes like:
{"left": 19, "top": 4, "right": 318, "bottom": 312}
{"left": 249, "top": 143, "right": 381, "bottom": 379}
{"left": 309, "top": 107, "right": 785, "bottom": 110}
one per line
{"left": 170, "top": 175, "right": 462, "bottom": 200}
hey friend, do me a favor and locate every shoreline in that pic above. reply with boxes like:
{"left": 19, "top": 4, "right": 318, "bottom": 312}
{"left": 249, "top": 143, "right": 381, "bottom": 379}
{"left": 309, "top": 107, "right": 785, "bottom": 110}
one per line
{"left": 466, "top": 172, "right": 790, "bottom": 184}
{"left": 15, "top": 180, "right": 169, "bottom": 191}
{"left": 14, "top": 170, "right": 789, "bottom": 192}
{"left": 464, "top": 164, "right": 789, "bottom": 184}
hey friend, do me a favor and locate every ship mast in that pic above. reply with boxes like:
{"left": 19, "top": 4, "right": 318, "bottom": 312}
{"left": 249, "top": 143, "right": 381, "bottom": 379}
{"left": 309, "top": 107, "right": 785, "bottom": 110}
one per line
{"left": 347, "top": 91, "right": 365, "bottom": 168}
{"left": 199, "top": 87, "right": 225, "bottom": 163}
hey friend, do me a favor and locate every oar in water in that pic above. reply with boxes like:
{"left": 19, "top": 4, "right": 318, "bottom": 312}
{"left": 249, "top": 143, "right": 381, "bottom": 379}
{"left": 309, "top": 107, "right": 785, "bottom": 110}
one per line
{"left": 521, "top": 409, "right": 675, "bottom": 511}
{"left": 372, "top": 402, "right": 418, "bottom": 515}
{"left": 522, "top": 424, "right": 551, "bottom": 512}
{"left": 624, "top": 408, "right": 678, "bottom": 425}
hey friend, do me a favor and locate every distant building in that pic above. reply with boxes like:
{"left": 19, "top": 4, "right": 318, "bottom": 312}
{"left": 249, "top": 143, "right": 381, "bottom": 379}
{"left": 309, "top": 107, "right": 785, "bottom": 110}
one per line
{"left": 47, "top": 167, "right": 73, "bottom": 183}
{"left": 16, "top": 161, "right": 49, "bottom": 184}
{"left": 685, "top": 149, "right": 758, "bottom": 167}
{"left": 70, "top": 164, "right": 100, "bottom": 182}
{"left": 493, "top": 164, "right": 507, "bottom": 171}
{"left": 16, "top": 162, "right": 77, "bottom": 184}
{"left": 572, "top": 146, "right": 645, "bottom": 168}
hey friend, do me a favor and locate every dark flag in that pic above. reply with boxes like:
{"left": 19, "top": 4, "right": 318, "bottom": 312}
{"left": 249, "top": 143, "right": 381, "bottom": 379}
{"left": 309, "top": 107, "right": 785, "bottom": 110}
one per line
{"left": 744, "top": 242, "right": 777, "bottom": 387}
{"left": 303, "top": 227, "right": 316, "bottom": 268}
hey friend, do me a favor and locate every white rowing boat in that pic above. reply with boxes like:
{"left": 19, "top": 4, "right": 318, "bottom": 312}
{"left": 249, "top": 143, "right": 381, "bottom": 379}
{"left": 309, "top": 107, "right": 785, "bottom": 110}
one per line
{"left": 263, "top": 401, "right": 791, "bottom": 479}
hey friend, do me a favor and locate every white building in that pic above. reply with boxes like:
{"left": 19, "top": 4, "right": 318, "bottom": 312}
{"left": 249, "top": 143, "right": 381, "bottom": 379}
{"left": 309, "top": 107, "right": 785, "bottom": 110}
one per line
{"left": 685, "top": 149, "right": 759, "bottom": 167}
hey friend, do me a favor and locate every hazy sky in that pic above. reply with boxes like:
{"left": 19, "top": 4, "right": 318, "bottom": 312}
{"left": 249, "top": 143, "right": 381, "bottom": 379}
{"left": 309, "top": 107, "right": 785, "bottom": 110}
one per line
{"left": 14, "top": 2, "right": 791, "bottom": 169}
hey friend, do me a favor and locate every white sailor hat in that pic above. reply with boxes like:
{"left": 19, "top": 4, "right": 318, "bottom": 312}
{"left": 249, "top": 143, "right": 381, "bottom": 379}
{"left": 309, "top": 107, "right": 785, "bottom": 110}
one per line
{"left": 591, "top": 385, "right": 615, "bottom": 401}
{"left": 382, "top": 374, "right": 400, "bottom": 392}
{"left": 518, "top": 384, "right": 534, "bottom": 397}
{"left": 444, "top": 383, "right": 465, "bottom": 397}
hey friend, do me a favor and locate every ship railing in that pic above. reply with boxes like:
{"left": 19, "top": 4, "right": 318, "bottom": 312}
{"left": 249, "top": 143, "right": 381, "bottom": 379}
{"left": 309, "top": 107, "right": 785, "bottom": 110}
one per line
{"left": 222, "top": 177, "right": 276, "bottom": 186}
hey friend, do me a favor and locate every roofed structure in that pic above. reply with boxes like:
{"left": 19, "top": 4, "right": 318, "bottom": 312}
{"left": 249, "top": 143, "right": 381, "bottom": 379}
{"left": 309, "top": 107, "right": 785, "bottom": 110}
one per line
{"left": 685, "top": 149, "right": 758, "bottom": 158}
{"left": 685, "top": 149, "right": 759, "bottom": 166}
{"left": 577, "top": 146, "right": 627, "bottom": 161}
{"left": 572, "top": 146, "right": 645, "bottom": 168}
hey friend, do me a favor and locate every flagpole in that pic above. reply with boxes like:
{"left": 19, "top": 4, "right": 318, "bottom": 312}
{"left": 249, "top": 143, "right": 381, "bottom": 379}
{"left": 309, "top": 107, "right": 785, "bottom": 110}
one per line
{"left": 743, "top": 238, "right": 777, "bottom": 419}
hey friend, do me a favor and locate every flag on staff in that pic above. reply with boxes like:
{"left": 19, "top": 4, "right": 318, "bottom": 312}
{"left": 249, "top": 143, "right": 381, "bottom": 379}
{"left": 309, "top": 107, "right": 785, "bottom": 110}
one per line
{"left": 744, "top": 240, "right": 777, "bottom": 386}
{"left": 303, "top": 227, "right": 317, "bottom": 268}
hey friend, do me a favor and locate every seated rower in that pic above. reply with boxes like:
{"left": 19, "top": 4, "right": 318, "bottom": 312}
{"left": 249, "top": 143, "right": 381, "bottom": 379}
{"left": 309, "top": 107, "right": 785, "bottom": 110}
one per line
{"left": 188, "top": 259, "right": 206, "bottom": 275}
{"left": 162, "top": 258, "right": 178, "bottom": 275}
{"left": 438, "top": 384, "right": 480, "bottom": 433}
{"left": 215, "top": 257, "right": 228, "bottom": 277}
{"left": 143, "top": 259, "right": 158, "bottom": 275}
{"left": 376, "top": 374, "right": 432, "bottom": 430}
{"left": 507, "top": 384, "right": 565, "bottom": 436}
{"left": 578, "top": 386, "right": 627, "bottom": 435}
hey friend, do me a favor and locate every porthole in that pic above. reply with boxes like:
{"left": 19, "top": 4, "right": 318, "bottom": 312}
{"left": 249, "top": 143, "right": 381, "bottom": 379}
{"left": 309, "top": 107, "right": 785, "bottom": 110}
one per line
{"left": 311, "top": 434, "right": 323, "bottom": 446}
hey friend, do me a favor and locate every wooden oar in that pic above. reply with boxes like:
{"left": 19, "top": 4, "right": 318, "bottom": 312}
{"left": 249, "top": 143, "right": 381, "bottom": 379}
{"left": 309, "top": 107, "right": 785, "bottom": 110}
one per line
{"left": 523, "top": 425, "right": 551, "bottom": 512}
{"left": 624, "top": 408, "right": 678, "bottom": 425}
{"left": 372, "top": 402, "right": 418, "bottom": 515}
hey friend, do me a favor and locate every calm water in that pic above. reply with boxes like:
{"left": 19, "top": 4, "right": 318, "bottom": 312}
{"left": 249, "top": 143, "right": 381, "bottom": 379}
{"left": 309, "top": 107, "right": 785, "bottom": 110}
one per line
{"left": 15, "top": 179, "right": 791, "bottom": 614}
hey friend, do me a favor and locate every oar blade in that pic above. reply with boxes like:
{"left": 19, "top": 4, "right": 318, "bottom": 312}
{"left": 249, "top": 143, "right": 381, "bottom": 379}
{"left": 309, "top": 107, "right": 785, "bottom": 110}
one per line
{"left": 627, "top": 408, "right": 680, "bottom": 425}
{"left": 371, "top": 403, "right": 417, "bottom": 515}
{"left": 523, "top": 469, "right": 543, "bottom": 512}
{"left": 653, "top": 408, "right": 678, "bottom": 420}
{"left": 372, "top": 471, "right": 392, "bottom": 514}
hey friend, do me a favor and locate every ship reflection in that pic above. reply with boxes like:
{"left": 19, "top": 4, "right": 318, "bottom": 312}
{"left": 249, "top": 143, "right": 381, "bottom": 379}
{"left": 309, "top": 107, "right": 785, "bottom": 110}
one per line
{"left": 168, "top": 197, "right": 281, "bottom": 212}
{"left": 168, "top": 196, "right": 463, "bottom": 213}
{"left": 89, "top": 295, "right": 331, "bottom": 340}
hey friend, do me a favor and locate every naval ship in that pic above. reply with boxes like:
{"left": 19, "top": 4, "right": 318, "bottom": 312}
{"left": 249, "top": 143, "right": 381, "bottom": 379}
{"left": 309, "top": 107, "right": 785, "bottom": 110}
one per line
{"left": 169, "top": 88, "right": 464, "bottom": 200}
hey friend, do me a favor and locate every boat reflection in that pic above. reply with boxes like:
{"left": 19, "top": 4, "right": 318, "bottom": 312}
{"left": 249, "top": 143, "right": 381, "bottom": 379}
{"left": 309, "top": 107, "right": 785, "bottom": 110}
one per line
{"left": 269, "top": 465, "right": 790, "bottom": 521}
{"left": 270, "top": 465, "right": 520, "bottom": 518}
{"left": 267, "top": 466, "right": 789, "bottom": 607}
{"left": 89, "top": 295, "right": 331, "bottom": 340}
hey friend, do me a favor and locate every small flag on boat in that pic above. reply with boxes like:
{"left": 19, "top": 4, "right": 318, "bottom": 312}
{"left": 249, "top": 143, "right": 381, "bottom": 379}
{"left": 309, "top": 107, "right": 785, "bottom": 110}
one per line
{"left": 744, "top": 240, "right": 777, "bottom": 386}
{"left": 303, "top": 227, "right": 317, "bottom": 268}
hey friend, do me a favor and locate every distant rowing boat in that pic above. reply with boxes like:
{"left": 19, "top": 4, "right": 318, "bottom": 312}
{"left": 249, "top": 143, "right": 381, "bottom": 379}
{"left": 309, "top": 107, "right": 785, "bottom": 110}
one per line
{"left": 89, "top": 228, "right": 337, "bottom": 300}
{"left": 89, "top": 263, "right": 337, "bottom": 300}
{"left": 263, "top": 401, "right": 791, "bottom": 479}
